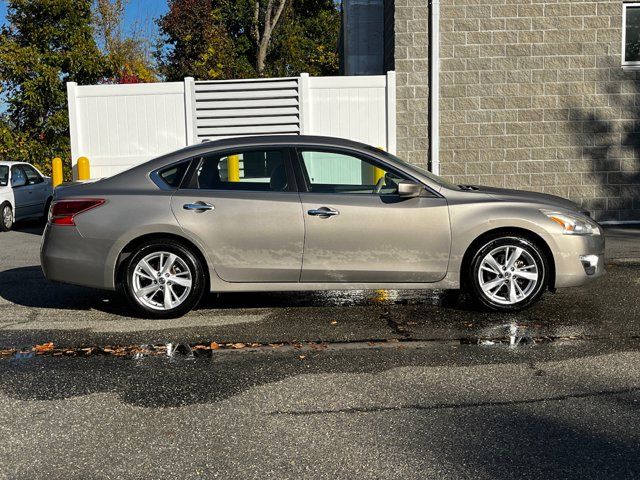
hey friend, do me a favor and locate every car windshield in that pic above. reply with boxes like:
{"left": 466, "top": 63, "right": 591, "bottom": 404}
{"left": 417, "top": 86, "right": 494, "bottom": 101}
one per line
{"left": 0, "top": 166, "right": 8, "bottom": 187}
{"left": 364, "top": 147, "right": 459, "bottom": 190}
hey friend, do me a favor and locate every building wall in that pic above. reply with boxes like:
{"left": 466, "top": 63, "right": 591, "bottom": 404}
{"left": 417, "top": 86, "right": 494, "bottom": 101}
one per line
{"left": 438, "top": 0, "right": 640, "bottom": 221}
{"left": 394, "top": 0, "right": 430, "bottom": 168}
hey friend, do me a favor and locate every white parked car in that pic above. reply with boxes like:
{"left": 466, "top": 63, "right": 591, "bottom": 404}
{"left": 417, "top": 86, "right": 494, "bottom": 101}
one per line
{"left": 0, "top": 161, "right": 53, "bottom": 231}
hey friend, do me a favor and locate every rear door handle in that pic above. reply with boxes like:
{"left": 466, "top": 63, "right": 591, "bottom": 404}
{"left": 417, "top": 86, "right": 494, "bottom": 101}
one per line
{"left": 307, "top": 207, "right": 339, "bottom": 217}
{"left": 183, "top": 202, "right": 214, "bottom": 212}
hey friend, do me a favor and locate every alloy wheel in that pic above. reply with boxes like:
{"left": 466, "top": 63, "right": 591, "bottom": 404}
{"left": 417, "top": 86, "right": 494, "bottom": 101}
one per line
{"left": 2, "top": 205, "right": 12, "bottom": 230}
{"left": 131, "top": 251, "right": 193, "bottom": 311}
{"left": 477, "top": 245, "right": 540, "bottom": 305}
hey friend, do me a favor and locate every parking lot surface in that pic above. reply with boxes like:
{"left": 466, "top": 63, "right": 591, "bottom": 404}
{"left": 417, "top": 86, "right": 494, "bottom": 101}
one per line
{"left": 0, "top": 223, "right": 639, "bottom": 479}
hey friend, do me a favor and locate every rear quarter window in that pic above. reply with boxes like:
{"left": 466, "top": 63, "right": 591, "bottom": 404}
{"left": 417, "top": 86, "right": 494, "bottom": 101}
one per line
{"left": 158, "top": 162, "right": 190, "bottom": 188}
{"left": 0, "top": 166, "right": 8, "bottom": 187}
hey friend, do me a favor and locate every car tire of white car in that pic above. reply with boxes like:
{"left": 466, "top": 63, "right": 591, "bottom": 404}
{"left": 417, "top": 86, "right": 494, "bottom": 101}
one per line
{"left": 0, "top": 202, "right": 13, "bottom": 232}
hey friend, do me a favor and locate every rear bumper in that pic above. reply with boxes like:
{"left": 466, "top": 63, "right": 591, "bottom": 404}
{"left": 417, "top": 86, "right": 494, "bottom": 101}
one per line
{"left": 551, "top": 232, "right": 606, "bottom": 288}
{"left": 40, "top": 224, "right": 113, "bottom": 290}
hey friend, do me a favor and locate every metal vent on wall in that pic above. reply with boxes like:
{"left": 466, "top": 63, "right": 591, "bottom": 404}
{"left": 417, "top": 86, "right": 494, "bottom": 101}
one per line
{"left": 194, "top": 78, "right": 301, "bottom": 142}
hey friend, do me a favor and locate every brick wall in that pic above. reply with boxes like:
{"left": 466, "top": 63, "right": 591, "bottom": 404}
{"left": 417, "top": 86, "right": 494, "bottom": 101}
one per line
{"left": 438, "top": 0, "right": 640, "bottom": 221}
{"left": 394, "top": 0, "right": 430, "bottom": 169}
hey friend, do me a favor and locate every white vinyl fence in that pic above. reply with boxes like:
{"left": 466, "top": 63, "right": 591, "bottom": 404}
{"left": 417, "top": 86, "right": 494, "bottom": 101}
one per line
{"left": 67, "top": 72, "right": 397, "bottom": 180}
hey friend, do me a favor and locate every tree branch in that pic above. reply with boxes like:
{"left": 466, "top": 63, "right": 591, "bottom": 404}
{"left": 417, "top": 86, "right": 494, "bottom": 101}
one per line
{"left": 270, "top": 0, "right": 287, "bottom": 31}
{"left": 252, "top": 1, "right": 260, "bottom": 46}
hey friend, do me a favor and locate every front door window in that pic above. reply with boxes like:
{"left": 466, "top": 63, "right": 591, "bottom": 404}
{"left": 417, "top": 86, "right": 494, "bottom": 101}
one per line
{"left": 299, "top": 150, "right": 406, "bottom": 195}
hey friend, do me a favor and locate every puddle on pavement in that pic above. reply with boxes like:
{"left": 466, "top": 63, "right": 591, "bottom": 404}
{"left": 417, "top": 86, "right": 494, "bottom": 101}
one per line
{"left": 225, "top": 289, "right": 448, "bottom": 308}
{"left": 1, "top": 326, "right": 573, "bottom": 363}
{"left": 469, "top": 323, "right": 552, "bottom": 347}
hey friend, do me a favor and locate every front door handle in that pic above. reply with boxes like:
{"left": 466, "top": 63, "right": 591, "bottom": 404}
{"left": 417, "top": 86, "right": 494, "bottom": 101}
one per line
{"left": 183, "top": 201, "right": 214, "bottom": 212}
{"left": 307, "top": 207, "right": 339, "bottom": 217}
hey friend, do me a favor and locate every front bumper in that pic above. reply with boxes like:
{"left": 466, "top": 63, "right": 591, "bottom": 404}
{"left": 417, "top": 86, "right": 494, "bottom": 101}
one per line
{"left": 40, "top": 223, "right": 113, "bottom": 290}
{"left": 550, "top": 231, "right": 606, "bottom": 288}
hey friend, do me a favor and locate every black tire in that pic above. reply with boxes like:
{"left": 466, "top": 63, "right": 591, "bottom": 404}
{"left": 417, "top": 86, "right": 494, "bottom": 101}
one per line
{"left": 467, "top": 234, "right": 549, "bottom": 312}
{"left": 43, "top": 197, "right": 52, "bottom": 222}
{"left": 120, "top": 239, "right": 206, "bottom": 319}
{"left": 0, "top": 202, "right": 13, "bottom": 232}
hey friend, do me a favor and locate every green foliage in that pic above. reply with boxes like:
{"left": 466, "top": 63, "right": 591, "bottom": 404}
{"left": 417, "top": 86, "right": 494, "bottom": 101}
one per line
{"left": 157, "top": 0, "right": 340, "bottom": 81}
{"left": 0, "top": 0, "right": 108, "bottom": 177}
{"left": 269, "top": 1, "right": 340, "bottom": 77}
{"left": 0, "top": 0, "right": 341, "bottom": 178}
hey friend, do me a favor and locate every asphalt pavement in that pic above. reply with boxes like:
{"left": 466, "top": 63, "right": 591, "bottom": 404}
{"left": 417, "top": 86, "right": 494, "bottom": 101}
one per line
{"left": 0, "top": 222, "right": 639, "bottom": 479}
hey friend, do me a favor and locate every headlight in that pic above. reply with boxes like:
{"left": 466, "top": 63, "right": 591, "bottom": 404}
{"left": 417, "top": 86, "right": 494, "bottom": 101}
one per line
{"left": 541, "top": 210, "right": 601, "bottom": 236}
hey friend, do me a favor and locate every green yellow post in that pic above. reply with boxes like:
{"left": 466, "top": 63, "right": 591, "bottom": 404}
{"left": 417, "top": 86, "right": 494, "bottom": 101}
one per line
{"left": 228, "top": 154, "right": 240, "bottom": 182}
{"left": 77, "top": 156, "right": 90, "bottom": 181}
{"left": 52, "top": 157, "right": 63, "bottom": 188}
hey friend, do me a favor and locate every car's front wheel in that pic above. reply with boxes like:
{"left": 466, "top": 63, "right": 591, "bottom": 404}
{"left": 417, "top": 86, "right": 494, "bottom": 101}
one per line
{"left": 121, "top": 240, "right": 206, "bottom": 319}
{"left": 0, "top": 202, "right": 13, "bottom": 232}
{"left": 468, "top": 235, "right": 549, "bottom": 312}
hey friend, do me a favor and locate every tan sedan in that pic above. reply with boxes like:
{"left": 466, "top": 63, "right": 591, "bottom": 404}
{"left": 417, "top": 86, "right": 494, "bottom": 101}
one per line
{"left": 41, "top": 136, "right": 604, "bottom": 318}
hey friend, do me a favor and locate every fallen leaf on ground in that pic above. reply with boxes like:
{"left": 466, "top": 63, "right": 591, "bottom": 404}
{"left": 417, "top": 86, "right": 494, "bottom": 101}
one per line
{"left": 34, "top": 342, "right": 54, "bottom": 353}
{"left": 210, "top": 342, "right": 220, "bottom": 350}
{"left": 298, "top": 355, "right": 306, "bottom": 360}
{"left": 231, "top": 342, "right": 246, "bottom": 349}
{"left": 330, "top": 321, "right": 338, "bottom": 325}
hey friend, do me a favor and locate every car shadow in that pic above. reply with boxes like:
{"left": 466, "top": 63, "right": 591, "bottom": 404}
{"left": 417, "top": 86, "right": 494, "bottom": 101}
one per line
{"left": 12, "top": 218, "right": 45, "bottom": 236}
{"left": 0, "top": 264, "right": 476, "bottom": 316}
{"left": 0, "top": 265, "right": 131, "bottom": 315}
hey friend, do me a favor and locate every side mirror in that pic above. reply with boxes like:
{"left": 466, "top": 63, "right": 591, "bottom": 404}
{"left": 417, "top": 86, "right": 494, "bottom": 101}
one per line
{"left": 397, "top": 180, "right": 423, "bottom": 198}
{"left": 11, "top": 176, "right": 26, "bottom": 188}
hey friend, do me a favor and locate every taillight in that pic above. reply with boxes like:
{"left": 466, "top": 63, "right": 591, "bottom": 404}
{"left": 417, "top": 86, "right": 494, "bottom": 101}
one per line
{"left": 49, "top": 199, "right": 105, "bottom": 226}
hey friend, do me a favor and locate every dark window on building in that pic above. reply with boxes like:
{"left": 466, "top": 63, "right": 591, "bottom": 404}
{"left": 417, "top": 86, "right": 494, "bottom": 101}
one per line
{"left": 623, "top": 4, "right": 640, "bottom": 66}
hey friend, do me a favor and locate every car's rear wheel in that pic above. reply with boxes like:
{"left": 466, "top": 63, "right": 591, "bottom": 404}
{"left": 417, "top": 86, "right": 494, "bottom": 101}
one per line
{"left": 468, "top": 235, "right": 548, "bottom": 312}
{"left": 43, "top": 197, "right": 52, "bottom": 221}
{"left": 0, "top": 202, "right": 13, "bottom": 232}
{"left": 121, "top": 240, "right": 205, "bottom": 319}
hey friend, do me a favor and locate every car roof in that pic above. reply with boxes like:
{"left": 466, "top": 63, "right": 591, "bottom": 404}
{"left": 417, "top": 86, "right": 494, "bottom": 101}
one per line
{"left": 0, "top": 161, "right": 27, "bottom": 167}
{"left": 174, "top": 135, "right": 380, "bottom": 157}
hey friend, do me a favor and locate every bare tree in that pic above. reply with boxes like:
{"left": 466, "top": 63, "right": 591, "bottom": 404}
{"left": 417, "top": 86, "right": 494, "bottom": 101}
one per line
{"left": 252, "top": 0, "right": 288, "bottom": 76}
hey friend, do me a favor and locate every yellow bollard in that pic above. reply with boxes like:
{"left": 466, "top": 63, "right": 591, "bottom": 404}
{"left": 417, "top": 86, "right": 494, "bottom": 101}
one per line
{"left": 374, "top": 146, "right": 386, "bottom": 184}
{"left": 52, "top": 157, "right": 63, "bottom": 188}
{"left": 373, "top": 166, "right": 386, "bottom": 184}
{"left": 227, "top": 154, "right": 240, "bottom": 182}
{"left": 77, "top": 156, "right": 90, "bottom": 181}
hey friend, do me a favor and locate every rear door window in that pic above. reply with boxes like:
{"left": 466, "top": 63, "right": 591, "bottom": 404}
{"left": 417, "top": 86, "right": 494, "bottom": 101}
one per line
{"left": 187, "top": 149, "right": 293, "bottom": 192}
{"left": 10, "top": 166, "right": 26, "bottom": 187}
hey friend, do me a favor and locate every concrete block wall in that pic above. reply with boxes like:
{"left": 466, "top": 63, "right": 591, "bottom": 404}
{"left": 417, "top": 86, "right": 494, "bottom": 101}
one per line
{"left": 394, "top": 0, "right": 430, "bottom": 169}
{"left": 437, "top": 0, "right": 640, "bottom": 221}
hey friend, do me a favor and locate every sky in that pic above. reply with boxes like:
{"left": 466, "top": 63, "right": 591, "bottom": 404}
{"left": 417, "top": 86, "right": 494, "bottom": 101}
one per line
{"left": 0, "top": 0, "right": 169, "bottom": 113}
{"left": 0, "top": 0, "right": 168, "bottom": 37}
